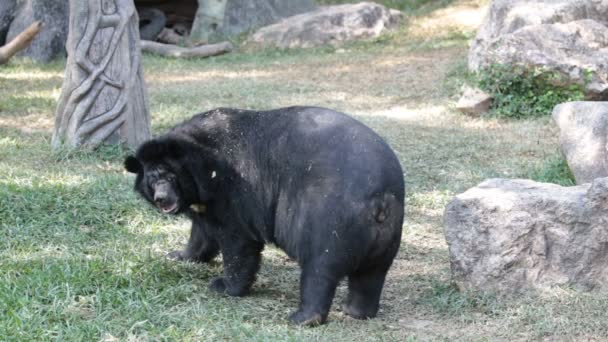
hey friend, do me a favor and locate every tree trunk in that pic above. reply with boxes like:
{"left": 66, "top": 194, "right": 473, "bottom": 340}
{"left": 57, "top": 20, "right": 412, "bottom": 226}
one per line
{"left": 52, "top": 0, "right": 151, "bottom": 149}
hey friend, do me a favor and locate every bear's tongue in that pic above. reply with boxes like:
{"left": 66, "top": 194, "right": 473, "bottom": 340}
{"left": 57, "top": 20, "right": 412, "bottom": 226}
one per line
{"left": 160, "top": 203, "right": 178, "bottom": 213}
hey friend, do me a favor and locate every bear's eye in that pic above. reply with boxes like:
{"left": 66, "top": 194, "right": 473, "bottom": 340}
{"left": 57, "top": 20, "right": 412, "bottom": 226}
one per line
{"left": 146, "top": 172, "right": 160, "bottom": 186}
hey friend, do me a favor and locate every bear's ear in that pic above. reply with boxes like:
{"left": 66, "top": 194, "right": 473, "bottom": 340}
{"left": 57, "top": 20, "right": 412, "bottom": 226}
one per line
{"left": 124, "top": 155, "right": 142, "bottom": 173}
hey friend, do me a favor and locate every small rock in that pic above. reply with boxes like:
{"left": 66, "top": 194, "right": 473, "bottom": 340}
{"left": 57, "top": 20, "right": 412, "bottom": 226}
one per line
{"left": 456, "top": 86, "right": 492, "bottom": 116}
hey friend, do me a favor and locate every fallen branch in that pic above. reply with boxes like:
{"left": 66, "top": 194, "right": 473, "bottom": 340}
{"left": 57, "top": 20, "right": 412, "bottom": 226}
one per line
{"left": 140, "top": 40, "right": 233, "bottom": 58}
{"left": 0, "top": 21, "right": 43, "bottom": 65}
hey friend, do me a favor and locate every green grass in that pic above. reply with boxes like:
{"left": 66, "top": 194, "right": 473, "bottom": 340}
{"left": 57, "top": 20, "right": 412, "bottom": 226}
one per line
{"left": 0, "top": 0, "right": 599, "bottom": 340}
{"left": 529, "top": 154, "right": 576, "bottom": 186}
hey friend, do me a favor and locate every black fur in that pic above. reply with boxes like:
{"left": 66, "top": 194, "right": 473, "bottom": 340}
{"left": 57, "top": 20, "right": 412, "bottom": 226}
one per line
{"left": 125, "top": 106, "right": 405, "bottom": 325}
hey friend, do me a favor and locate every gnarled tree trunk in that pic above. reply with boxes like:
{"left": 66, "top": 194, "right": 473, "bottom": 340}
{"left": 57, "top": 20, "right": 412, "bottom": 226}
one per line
{"left": 52, "top": 0, "right": 150, "bottom": 149}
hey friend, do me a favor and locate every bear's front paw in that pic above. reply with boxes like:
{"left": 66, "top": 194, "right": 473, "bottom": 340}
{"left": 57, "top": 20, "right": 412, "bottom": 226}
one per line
{"left": 166, "top": 250, "right": 186, "bottom": 261}
{"left": 209, "top": 277, "right": 227, "bottom": 294}
{"left": 208, "top": 277, "right": 250, "bottom": 297}
{"left": 288, "top": 310, "right": 325, "bottom": 326}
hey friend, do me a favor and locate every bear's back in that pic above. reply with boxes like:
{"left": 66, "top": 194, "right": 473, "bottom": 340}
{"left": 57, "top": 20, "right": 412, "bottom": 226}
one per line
{"left": 168, "top": 106, "right": 404, "bottom": 201}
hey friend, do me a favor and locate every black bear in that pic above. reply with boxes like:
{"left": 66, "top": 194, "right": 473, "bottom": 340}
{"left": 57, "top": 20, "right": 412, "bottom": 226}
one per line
{"left": 125, "top": 106, "right": 405, "bottom": 325}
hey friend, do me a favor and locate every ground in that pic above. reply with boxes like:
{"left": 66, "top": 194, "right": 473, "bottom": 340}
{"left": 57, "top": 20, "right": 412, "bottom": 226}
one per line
{"left": 1, "top": 0, "right": 608, "bottom": 340}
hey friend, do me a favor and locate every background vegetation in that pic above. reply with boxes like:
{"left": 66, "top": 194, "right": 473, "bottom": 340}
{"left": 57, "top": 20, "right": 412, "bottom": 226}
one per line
{"left": 475, "top": 64, "right": 586, "bottom": 120}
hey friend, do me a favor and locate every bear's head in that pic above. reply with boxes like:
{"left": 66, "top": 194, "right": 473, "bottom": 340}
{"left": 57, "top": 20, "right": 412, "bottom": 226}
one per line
{"left": 124, "top": 137, "right": 217, "bottom": 215}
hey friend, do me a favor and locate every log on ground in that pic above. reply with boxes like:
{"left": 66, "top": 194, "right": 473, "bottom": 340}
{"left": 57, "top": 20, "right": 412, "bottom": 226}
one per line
{"left": 140, "top": 40, "right": 233, "bottom": 58}
{"left": 0, "top": 21, "right": 42, "bottom": 65}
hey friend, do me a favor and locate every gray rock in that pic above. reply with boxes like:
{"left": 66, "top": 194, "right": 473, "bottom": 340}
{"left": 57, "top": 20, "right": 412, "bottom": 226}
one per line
{"left": 469, "top": 0, "right": 608, "bottom": 99}
{"left": 456, "top": 86, "right": 493, "bottom": 116}
{"left": 6, "top": 0, "right": 69, "bottom": 62}
{"left": 0, "top": 0, "right": 16, "bottom": 45}
{"left": 247, "top": 2, "right": 403, "bottom": 49}
{"left": 444, "top": 178, "right": 608, "bottom": 294}
{"left": 223, "top": 0, "right": 316, "bottom": 37}
{"left": 552, "top": 101, "right": 608, "bottom": 184}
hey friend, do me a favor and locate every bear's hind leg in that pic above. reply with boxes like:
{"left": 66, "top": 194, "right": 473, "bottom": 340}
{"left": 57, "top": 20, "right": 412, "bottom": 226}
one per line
{"left": 289, "top": 261, "right": 342, "bottom": 326}
{"left": 342, "top": 266, "right": 389, "bottom": 320}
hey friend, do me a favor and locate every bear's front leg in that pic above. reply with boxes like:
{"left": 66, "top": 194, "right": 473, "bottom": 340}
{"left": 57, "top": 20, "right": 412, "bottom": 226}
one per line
{"left": 208, "top": 237, "right": 264, "bottom": 297}
{"left": 167, "top": 215, "right": 219, "bottom": 262}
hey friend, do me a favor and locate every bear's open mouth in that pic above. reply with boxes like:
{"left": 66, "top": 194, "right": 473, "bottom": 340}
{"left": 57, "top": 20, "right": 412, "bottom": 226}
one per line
{"left": 159, "top": 203, "right": 179, "bottom": 214}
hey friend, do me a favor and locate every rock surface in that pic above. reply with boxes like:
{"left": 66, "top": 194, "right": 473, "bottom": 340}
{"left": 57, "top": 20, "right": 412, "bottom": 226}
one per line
{"left": 456, "top": 86, "right": 493, "bottom": 116}
{"left": 248, "top": 2, "right": 403, "bottom": 49}
{"left": 0, "top": 0, "right": 16, "bottom": 45}
{"left": 223, "top": 0, "right": 316, "bottom": 37}
{"left": 444, "top": 178, "right": 608, "bottom": 293}
{"left": 469, "top": 0, "right": 608, "bottom": 99}
{"left": 553, "top": 101, "right": 608, "bottom": 185}
{"left": 5, "top": 0, "right": 69, "bottom": 62}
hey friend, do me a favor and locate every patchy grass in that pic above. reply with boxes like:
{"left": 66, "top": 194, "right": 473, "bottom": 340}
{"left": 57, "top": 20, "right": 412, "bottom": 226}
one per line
{"left": 528, "top": 153, "right": 576, "bottom": 186}
{"left": 0, "top": 0, "right": 599, "bottom": 340}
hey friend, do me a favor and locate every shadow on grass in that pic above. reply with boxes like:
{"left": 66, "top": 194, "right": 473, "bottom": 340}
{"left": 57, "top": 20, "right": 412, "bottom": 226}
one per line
{"left": 0, "top": 178, "right": 147, "bottom": 246}
{"left": 0, "top": 95, "right": 56, "bottom": 116}
{"left": 0, "top": 165, "right": 451, "bottom": 326}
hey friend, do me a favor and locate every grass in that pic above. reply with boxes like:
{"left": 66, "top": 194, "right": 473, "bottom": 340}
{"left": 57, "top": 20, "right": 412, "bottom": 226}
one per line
{"left": 529, "top": 154, "right": 576, "bottom": 186}
{"left": 1, "top": 0, "right": 602, "bottom": 340}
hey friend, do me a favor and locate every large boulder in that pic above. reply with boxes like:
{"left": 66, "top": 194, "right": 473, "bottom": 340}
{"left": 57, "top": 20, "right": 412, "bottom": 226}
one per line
{"left": 247, "top": 2, "right": 403, "bottom": 49}
{"left": 444, "top": 178, "right": 608, "bottom": 294}
{"left": 5, "top": 0, "right": 69, "bottom": 62}
{"left": 553, "top": 101, "right": 608, "bottom": 185}
{"left": 223, "top": 0, "right": 317, "bottom": 37}
{"left": 0, "top": 0, "right": 16, "bottom": 45}
{"left": 469, "top": 0, "right": 608, "bottom": 100}
{"left": 189, "top": 0, "right": 316, "bottom": 45}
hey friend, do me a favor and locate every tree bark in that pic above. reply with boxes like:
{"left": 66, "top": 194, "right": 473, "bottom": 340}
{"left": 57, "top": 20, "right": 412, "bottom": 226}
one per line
{"left": 52, "top": 0, "right": 151, "bottom": 149}
{"left": 140, "top": 40, "right": 232, "bottom": 58}
{"left": 0, "top": 21, "right": 42, "bottom": 65}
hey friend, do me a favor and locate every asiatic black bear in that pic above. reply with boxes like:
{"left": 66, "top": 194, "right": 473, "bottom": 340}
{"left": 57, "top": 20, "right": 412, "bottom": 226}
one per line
{"left": 125, "top": 106, "right": 405, "bottom": 325}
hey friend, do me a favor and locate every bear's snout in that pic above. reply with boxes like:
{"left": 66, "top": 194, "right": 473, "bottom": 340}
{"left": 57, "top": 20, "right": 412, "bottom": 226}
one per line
{"left": 153, "top": 181, "right": 179, "bottom": 214}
